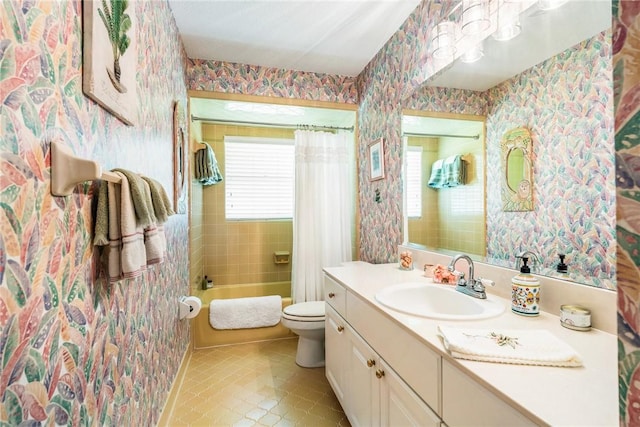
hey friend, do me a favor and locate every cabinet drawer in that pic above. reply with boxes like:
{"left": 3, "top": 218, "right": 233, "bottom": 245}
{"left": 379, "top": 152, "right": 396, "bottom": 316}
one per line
{"left": 324, "top": 275, "right": 347, "bottom": 317}
{"left": 348, "top": 292, "right": 441, "bottom": 416}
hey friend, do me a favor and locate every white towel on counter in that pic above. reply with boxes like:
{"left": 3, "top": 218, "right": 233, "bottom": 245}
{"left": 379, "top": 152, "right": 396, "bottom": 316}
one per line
{"left": 438, "top": 326, "right": 583, "bottom": 367}
{"left": 209, "top": 295, "right": 282, "bottom": 330}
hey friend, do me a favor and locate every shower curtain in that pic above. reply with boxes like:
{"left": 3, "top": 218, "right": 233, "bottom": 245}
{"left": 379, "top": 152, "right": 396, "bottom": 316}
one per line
{"left": 292, "top": 130, "right": 354, "bottom": 303}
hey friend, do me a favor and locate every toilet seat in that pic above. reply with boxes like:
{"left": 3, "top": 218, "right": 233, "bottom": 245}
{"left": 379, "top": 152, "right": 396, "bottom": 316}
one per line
{"left": 282, "top": 301, "right": 325, "bottom": 322}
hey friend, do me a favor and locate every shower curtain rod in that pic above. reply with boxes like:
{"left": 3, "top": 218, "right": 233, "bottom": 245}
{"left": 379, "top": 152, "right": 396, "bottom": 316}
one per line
{"left": 403, "top": 131, "right": 480, "bottom": 140}
{"left": 191, "top": 115, "right": 354, "bottom": 132}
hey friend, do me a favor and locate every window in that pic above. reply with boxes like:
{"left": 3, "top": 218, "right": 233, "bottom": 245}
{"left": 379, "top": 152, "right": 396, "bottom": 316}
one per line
{"left": 406, "top": 146, "right": 423, "bottom": 218}
{"left": 224, "top": 136, "right": 294, "bottom": 220}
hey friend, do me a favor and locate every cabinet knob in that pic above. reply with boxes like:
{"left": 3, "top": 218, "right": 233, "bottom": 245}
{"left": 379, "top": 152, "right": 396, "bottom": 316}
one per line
{"left": 337, "top": 325, "right": 344, "bottom": 332}
{"left": 375, "top": 369, "right": 385, "bottom": 379}
{"left": 328, "top": 292, "right": 336, "bottom": 298}
{"left": 367, "top": 359, "right": 376, "bottom": 367}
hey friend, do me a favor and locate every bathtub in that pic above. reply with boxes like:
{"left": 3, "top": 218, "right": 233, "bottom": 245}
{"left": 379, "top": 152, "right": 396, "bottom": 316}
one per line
{"left": 193, "top": 281, "right": 295, "bottom": 349}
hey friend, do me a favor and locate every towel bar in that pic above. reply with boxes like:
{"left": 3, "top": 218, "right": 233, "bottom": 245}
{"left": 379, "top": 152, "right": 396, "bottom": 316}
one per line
{"left": 50, "top": 141, "right": 122, "bottom": 196}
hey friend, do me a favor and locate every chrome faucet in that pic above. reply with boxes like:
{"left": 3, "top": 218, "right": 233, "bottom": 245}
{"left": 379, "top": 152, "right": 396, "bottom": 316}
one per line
{"left": 448, "top": 254, "right": 494, "bottom": 299}
{"left": 516, "top": 250, "right": 541, "bottom": 273}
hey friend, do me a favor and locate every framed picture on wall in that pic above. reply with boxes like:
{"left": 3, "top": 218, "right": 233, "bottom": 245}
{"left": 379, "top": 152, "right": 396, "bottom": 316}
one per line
{"left": 83, "top": 0, "right": 137, "bottom": 125}
{"left": 368, "top": 138, "right": 385, "bottom": 181}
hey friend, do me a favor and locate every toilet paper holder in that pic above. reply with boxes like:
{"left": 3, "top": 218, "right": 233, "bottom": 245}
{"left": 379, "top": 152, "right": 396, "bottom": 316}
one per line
{"left": 179, "top": 296, "right": 201, "bottom": 320}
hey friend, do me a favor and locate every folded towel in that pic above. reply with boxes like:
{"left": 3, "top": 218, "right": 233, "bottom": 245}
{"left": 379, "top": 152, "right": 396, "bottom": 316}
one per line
{"left": 195, "top": 143, "right": 223, "bottom": 186}
{"left": 141, "top": 176, "right": 175, "bottom": 223}
{"left": 428, "top": 156, "right": 467, "bottom": 189}
{"left": 117, "top": 172, "right": 147, "bottom": 280}
{"left": 428, "top": 159, "right": 445, "bottom": 189}
{"left": 140, "top": 179, "right": 165, "bottom": 265}
{"left": 113, "top": 168, "right": 155, "bottom": 227}
{"left": 442, "top": 155, "right": 466, "bottom": 187}
{"left": 94, "top": 180, "right": 110, "bottom": 246}
{"left": 438, "top": 326, "right": 583, "bottom": 367}
{"left": 107, "top": 179, "right": 122, "bottom": 282}
{"left": 209, "top": 296, "right": 282, "bottom": 330}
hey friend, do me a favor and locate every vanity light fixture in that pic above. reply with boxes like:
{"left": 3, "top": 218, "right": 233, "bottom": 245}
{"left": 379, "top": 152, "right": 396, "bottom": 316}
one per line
{"left": 461, "top": 0, "right": 491, "bottom": 36}
{"left": 493, "top": 15, "right": 521, "bottom": 41}
{"left": 460, "top": 41, "right": 484, "bottom": 63}
{"left": 432, "top": 21, "right": 457, "bottom": 61}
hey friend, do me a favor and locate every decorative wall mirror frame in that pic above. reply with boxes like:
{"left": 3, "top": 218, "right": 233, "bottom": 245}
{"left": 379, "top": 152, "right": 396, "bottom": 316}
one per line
{"left": 500, "top": 127, "right": 533, "bottom": 212}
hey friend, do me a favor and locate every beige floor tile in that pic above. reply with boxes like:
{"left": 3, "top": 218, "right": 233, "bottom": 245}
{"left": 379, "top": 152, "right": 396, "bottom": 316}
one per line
{"left": 165, "top": 338, "right": 350, "bottom": 427}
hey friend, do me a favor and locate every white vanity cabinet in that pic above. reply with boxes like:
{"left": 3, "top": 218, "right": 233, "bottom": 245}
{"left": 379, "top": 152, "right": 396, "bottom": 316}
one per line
{"left": 325, "top": 305, "right": 348, "bottom": 405}
{"left": 442, "top": 360, "right": 538, "bottom": 427}
{"left": 324, "top": 275, "right": 441, "bottom": 427}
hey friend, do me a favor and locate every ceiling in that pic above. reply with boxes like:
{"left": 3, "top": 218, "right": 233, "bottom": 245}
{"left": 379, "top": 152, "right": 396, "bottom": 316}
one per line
{"left": 168, "top": 0, "right": 421, "bottom": 77}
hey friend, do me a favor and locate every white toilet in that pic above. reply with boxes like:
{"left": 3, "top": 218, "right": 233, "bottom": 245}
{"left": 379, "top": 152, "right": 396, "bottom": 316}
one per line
{"left": 281, "top": 301, "right": 326, "bottom": 368}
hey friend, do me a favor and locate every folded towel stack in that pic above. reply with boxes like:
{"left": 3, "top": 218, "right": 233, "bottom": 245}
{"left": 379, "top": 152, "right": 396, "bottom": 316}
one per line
{"left": 438, "top": 326, "right": 583, "bottom": 367}
{"left": 94, "top": 169, "right": 175, "bottom": 283}
{"left": 428, "top": 155, "right": 467, "bottom": 189}
{"left": 195, "top": 143, "right": 223, "bottom": 185}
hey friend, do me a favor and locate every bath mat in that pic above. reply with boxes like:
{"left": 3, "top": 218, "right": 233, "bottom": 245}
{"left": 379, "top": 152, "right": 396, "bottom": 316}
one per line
{"left": 210, "top": 295, "right": 282, "bottom": 330}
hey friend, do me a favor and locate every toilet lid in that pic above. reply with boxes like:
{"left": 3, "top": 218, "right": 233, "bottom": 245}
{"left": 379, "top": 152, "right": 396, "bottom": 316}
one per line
{"left": 283, "top": 301, "right": 325, "bottom": 321}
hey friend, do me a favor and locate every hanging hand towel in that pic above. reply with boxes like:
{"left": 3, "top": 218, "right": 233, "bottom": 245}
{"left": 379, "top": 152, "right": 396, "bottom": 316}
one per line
{"left": 195, "top": 143, "right": 223, "bottom": 185}
{"left": 438, "top": 326, "right": 583, "bottom": 367}
{"left": 141, "top": 176, "right": 175, "bottom": 223}
{"left": 140, "top": 179, "right": 166, "bottom": 265}
{"left": 106, "top": 179, "right": 123, "bottom": 282}
{"left": 113, "top": 168, "right": 155, "bottom": 227}
{"left": 94, "top": 180, "right": 110, "bottom": 246}
{"left": 209, "top": 296, "right": 282, "bottom": 330}
{"left": 116, "top": 172, "right": 147, "bottom": 281}
{"left": 442, "top": 155, "right": 466, "bottom": 187}
{"left": 427, "top": 159, "right": 445, "bottom": 189}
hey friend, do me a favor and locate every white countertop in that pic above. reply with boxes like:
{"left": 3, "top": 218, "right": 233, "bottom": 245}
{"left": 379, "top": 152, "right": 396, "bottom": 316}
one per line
{"left": 324, "top": 262, "right": 618, "bottom": 427}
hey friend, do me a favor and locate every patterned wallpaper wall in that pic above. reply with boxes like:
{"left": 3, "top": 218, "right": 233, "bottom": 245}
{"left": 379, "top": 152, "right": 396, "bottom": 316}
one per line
{"left": 1, "top": 1, "right": 189, "bottom": 425}
{"left": 485, "top": 31, "right": 616, "bottom": 289}
{"left": 187, "top": 59, "right": 358, "bottom": 104}
{"left": 614, "top": 1, "right": 640, "bottom": 425}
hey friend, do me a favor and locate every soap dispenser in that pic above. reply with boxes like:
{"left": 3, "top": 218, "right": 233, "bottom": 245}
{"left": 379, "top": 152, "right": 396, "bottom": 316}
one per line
{"left": 511, "top": 257, "right": 540, "bottom": 316}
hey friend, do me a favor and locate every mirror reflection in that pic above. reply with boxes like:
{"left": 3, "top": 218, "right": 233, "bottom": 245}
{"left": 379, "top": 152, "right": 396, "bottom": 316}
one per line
{"left": 402, "top": 3, "right": 615, "bottom": 289}
{"left": 403, "top": 113, "right": 486, "bottom": 258}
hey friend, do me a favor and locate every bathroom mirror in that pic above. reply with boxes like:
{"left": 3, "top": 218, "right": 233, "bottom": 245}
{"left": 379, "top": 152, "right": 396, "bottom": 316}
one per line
{"left": 403, "top": 111, "right": 486, "bottom": 258}
{"left": 501, "top": 127, "right": 533, "bottom": 212}
{"left": 401, "top": 2, "right": 615, "bottom": 289}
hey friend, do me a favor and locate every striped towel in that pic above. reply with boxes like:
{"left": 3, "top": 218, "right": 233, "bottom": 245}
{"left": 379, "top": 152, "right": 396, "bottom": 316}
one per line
{"left": 428, "top": 156, "right": 467, "bottom": 189}
{"left": 195, "top": 143, "right": 223, "bottom": 185}
{"left": 428, "top": 159, "right": 445, "bottom": 188}
{"left": 442, "top": 155, "right": 466, "bottom": 187}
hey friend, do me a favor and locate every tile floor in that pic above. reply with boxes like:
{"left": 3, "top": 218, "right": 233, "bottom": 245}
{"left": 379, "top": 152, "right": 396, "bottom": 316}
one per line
{"left": 163, "top": 338, "right": 351, "bottom": 426}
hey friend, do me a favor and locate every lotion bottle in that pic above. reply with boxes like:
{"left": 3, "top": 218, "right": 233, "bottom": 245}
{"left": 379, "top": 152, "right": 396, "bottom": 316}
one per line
{"left": 511, "top": 257, "right": 540, "bottom": 316}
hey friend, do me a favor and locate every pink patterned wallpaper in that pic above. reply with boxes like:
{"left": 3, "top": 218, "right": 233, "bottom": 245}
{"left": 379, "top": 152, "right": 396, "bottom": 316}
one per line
{"left": 613, "top": 1, "right": 640, "bottom": 424}
{"left": 485, "top": 31, "right": 615, "bottom": 289}
{"left": 1, "top": 1, "right": 189, "bottom": 424}
{"left": 187, "top": 59, "right": 358, "bottom": 104}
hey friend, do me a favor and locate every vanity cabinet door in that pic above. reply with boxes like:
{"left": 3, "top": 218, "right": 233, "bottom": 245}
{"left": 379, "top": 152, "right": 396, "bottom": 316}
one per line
{"left": 325, "top": 305, "right": 348, "bottom": 408}
{"left": 347, "top": 324, "right": 381, "bottom": 427}
{"left": 442, "top": 360, "right": 538, "bottom": 427}
{"left": 379, "top": 359, "right": 442, "bottom": 427}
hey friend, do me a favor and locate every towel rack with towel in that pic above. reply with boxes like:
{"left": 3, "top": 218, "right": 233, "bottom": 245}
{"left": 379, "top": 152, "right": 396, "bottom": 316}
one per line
{"left": 50, "top": 141, "right": 122, "bottom": 196}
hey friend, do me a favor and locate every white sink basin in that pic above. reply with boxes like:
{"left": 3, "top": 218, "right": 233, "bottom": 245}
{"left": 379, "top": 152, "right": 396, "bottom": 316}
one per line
{"left": 375, "top": 282, "right": 504, "bottom": 320}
